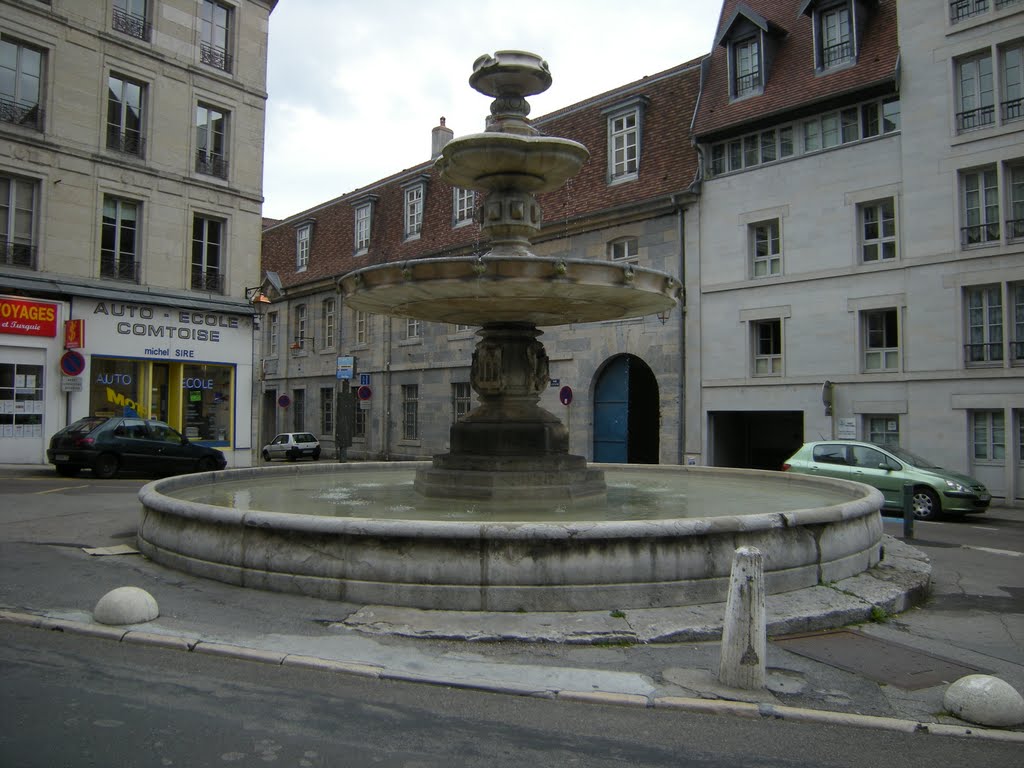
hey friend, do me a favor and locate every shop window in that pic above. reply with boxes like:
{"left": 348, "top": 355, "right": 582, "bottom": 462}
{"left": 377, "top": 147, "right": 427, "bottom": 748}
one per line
{"left": 0, "top": 362, "right": 44, "bottom": 438}
{"left": 182, "top": 364, "right": 232, "bottom": 442}
{"left": 90, "top": 358, "right": 148, "bottom": 418}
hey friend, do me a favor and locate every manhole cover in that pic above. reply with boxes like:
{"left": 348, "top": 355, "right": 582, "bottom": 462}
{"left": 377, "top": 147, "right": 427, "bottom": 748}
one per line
{"left": 773, "top": 629, "right": 981, "bottom": 690}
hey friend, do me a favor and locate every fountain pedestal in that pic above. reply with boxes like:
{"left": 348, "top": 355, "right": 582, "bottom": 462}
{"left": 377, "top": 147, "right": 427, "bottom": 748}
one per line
{"left": 414, "top": 322, "right": 606, "bottom": 500}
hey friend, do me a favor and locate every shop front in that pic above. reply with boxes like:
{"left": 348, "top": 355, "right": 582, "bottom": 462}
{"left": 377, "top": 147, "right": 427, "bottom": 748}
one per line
{"left": 68, "top": 298, "right": 256, "bottom": 468}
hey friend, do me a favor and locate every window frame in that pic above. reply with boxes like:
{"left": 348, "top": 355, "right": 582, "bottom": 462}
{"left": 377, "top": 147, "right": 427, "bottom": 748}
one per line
{"left": 603, "top": 97, "right": 647, "bottom": 184}
{"left": 295, "top": 223, "right": 310, "bottom": 272}
{"left": 0, "top": 173, "right": 38, "bottom": 269}
{"left": 749, "top": 219, "right": 782, "bottom": 278}
{"left": 403, "top": 183, "right": 425, "bottom": 240}
{"left": 190, "top": 213, "right": 224, "bottom": 293}
{"left": 453, "top": 188, "right": 475, "bottom": 227}
{"left": 955, "top": 51, "right": 995, "bottom": 132}
{"left": 101, "top": 195, "right": 140, "bottom": 283}
{"left": 960, "top": 166, "right": 1001, "bottom": 247}
{"left": 320, "top": 386, "right": 334, "bottom": 436}
{"left": 859, "top": 198, "right": 897, "bottom": 263}
{"left": 195, "top": 102, "right": 229, "bottom": 179}
{"left": 294, "top": 303, "right": 308, "bottom": 352}
{"left": 752, "top": 318, "right": 782, "bottom": 376}
{"left": 354, "top": 309, "right": 368, "bottom": 347}
{"left": 106, "top": 73, "right": 145, "bottom": 157}
{"left": 267, "top": 311, "right": 279, "bottom": 358}
{"left": 732, "top": 35, "right": 762, "bottom": 98}
{"left": 452, "top": 382, "right": 472, "bottom": 423}
{"left": 199, "top": 0, "right": 233, "bottom": 73}
{"left": 817, "top": 2, "right": 853, "bottom": 70}
{"left": 608, "top": 237, "right": 639, "bottom": 263}
{"left": 865, "top": 415, "right": 900, "bottom": 449}
{"left": 965, "top": 284, "right": 1004, "bottom": 365}
{"left": 401, "top": 384, "right": 419, "bottom": 441}
{"left": 862, "top": 307, "right": 900, "bottom": 372}
{"left": 322, "top": 298, "right": 336, "bottom": 349}
{"left": 971, "top": 409, "right": 1005, "bottom": 462}
{"left": 0, "top": 37, "right": 44, "bottom": 131}
{"left": 292, "top": 388, "right": 305, "bottom": 432}
{"left": 354, "top": 203, "right": 371, "bottom": 253}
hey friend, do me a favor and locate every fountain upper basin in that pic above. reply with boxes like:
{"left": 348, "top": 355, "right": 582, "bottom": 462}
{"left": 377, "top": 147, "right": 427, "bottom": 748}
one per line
{"left": 137, "top": 463, "right": 885, "bottom": 612}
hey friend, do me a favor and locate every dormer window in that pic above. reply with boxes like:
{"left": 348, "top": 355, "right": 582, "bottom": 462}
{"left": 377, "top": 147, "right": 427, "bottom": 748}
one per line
{"left": 294, "top": 220, "right": 313, "bottom": 272}
{"left": 351, "top": 194, "right": 378, "bottom": 256}
{"left": 602, "top": 96, "right": 649, "bottom": 184}
{"left": 733, "top": 36, "right": 762, "bottom": 97}
{"left": 801, "top": 0, "right": 868, "bottom": 72}
{"left": 401, "top": 175, "right": 430, "bottom": 241}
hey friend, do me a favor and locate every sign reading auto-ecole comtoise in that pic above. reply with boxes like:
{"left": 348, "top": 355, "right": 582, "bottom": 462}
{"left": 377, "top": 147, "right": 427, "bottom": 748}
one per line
{"left": 0, "top": 296, "right": 59, "bottom": 337}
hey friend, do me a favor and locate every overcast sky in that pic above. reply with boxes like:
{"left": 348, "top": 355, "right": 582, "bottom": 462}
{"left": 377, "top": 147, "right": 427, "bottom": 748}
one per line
{"left": 261, "top": 1, "right": 722, "bottom": 220}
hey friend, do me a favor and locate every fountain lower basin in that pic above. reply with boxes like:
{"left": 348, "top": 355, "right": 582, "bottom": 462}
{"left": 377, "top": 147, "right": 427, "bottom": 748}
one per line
{"left": 137, "top": 463, "right": 885, "bottom": 612}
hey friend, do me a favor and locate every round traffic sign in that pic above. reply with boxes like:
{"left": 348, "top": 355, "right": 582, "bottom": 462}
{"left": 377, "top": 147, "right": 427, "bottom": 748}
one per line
{"left": 559, "top": 385, "right": 573, "bottom": 406}
{"left": 357, "top": 385, "right": 372, "bottom": 401}
{"left": 60, "top": 350, "right": 86, "bottom": 376}
{"left": 277, "top": 394, "right": 291, "bottom": 408}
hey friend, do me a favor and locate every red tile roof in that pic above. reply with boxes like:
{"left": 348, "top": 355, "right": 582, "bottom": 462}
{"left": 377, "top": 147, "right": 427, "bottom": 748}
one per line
{"left": 692, "top": 0, "right": 898, "bottom": 140}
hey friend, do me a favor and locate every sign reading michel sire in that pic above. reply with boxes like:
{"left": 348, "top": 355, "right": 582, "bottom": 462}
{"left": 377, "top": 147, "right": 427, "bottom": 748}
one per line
{"left": 86, "top": 300, "right": 250, "bottom": 364}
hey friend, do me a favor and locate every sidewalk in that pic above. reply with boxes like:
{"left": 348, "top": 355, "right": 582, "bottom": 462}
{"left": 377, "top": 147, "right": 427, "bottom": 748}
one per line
{"left": 1, "top": 464, "right": 1022, "bottom": 742}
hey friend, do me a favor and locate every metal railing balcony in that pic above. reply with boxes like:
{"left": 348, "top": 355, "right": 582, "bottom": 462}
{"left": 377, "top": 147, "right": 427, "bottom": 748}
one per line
{"left": 734, "top": 71, "right": 761, "bottom": 96}
{"left": 961, "top": 222, "right": 1001, "bottom": 246}
{"left": 2, "top": 241, "right": 36, "bottom": 269}
{"left": 195, "top": 150, "right": 228, "bottom": 179}
{"left": 200, "top": 42, "right": 232, "bottom": 73}
{"left": 111, "top": 7, "right": 152, "bottom": 42}
{"left": 950, "top": 0, "right": 989, "bottom": 22}
{"left": 956, "top": 104, "right": 995, "bottom": 132}
{"left": 0, "top": 97, "right": 44, "bottom": 131}
{"left": 822, "top": 40, "right": 853, "bottom": 68}
{"left": 191, "top": 270, "right": 224, "bottom": 293}
{"left": 1002, "top": 97, "right": 1023, "bottom": 123}
{"left": 106, "top": 129, "right": 146, "bottom": 158}
{"left": 100, "top": 257, "right": 140, "bottom": 282}
{"left": 1008, "top": 217, "right": 1024, "bottom": 240}
{"left": 964, "top": 342, "right": 1004, "bottom": 364}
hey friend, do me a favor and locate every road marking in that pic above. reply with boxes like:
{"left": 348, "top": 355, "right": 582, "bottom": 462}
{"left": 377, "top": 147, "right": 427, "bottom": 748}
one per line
{"left": 36, "top": 484, "right": 89, "bottom": 495}
{"left": 962, "top": 545, "right": 1023, "bottom": 558}
{"left": 970, "top": 526, "right": 999, "bottom": 531}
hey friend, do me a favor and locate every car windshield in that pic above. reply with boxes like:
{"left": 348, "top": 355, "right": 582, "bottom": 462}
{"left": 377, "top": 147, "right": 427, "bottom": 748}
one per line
{"left": 885, "top": 446, "right": 940, "bottom": 469}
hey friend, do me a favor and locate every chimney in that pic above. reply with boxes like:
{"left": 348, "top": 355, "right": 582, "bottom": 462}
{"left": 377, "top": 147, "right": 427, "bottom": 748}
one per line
{"left": 431, "top": 116, "right": 454, "bottom": 159}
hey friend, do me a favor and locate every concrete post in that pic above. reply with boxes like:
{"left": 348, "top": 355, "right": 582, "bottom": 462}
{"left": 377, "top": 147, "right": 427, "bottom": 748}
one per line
{"left": 718, "top": 546, "right": 766, "bottom": 690}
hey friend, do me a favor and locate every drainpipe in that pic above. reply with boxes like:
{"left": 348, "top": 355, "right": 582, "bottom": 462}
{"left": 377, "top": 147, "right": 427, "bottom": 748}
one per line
{"left": 383, "top": 316, "right": 392, "bottom": 460}
{"left": 673, "top": 197, "right": 686, "bottom": 466}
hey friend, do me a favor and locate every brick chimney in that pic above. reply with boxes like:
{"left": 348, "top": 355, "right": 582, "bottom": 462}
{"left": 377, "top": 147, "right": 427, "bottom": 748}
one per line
{"left": 431, "top": 116, "right": 454, "bottom": 159}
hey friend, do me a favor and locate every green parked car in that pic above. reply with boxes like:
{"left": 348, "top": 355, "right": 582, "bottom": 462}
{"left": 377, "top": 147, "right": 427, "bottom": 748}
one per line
{"left": 781, "top": 440, "right": 991, "bottom": 521}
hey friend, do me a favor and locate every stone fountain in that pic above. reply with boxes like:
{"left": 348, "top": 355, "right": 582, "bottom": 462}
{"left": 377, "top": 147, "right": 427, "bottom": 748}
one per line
{"left": 337, "top": 51, "right": 678, "bottom": 501}
{"left": 136, "top": 53, "right": 885, "bottom": 613}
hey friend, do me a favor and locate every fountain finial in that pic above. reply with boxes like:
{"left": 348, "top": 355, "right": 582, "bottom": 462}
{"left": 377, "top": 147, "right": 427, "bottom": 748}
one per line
{"left": 470, "top": 51, "right": 551, "bottom": 135}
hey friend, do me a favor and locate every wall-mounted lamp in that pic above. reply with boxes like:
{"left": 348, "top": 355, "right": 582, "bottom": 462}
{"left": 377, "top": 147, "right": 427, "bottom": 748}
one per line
{"left": 656, "top": 307, "right": 672, "bottom": 325}
{"left": 245, "top": 286, "right": 271, "bottom": 304}
{"left": 290, "top": 334, "right": 313, "bottom": 350}
{"left": 821, "top": 380, "right": 834, "bottom": 416}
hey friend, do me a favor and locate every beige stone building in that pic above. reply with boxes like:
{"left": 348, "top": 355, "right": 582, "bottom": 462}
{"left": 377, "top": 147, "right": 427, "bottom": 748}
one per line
{"left": 0, "top": 0, "right": 275, "bottom": 466}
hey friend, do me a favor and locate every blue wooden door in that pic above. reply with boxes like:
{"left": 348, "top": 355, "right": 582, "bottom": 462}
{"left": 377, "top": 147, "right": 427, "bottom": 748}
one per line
{"left": 593, "top": 356, "right": 629, "bottom": 462}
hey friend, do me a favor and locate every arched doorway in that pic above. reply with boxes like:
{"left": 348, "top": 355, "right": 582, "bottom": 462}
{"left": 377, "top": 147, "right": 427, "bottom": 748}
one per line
{"left": 593, "top": 354, "right": 659, "bottom": 464}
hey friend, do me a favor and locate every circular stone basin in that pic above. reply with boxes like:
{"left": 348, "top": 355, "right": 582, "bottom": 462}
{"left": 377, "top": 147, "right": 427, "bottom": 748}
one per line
{"left": 338, "top": 255, "right": 679, "bottom": 327}
{"left": 137, "top": 463, "right": 885, "bottom": 612}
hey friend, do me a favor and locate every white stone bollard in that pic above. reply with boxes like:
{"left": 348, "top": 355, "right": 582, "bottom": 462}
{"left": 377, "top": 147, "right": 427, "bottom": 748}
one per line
{"left": 944, "top": 674, "right": 1024, "bottom": 727}
{"left": 93, "top": 586, "right": 159, "bottom": 625}
{"left": 718, "top": 546, "right": 766, "bottom": 690}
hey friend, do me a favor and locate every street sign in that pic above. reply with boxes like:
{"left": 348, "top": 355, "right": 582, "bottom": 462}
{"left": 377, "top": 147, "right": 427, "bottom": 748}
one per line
{"left": 278, "top": 394, "right": 291, "bottom": 408}
{"left": 60, "top": 376, "right": 83, "bottom": 392}
{"left": 559, "top": 385, "right": 573, "bottom": 406}
{"left": 359, "top": 373, "right": 371, "bottom": 386}
{"left": 357, "top": 385, "right": 372, "bottom": 401}
{"left": 549, "top": 378, "right": 560, "bottom": 387}
{"left": 59, "top": 350, "right": 85, "bottom": 376}
{"left": 337, "top": 355, "right": 354, "bottom": 380}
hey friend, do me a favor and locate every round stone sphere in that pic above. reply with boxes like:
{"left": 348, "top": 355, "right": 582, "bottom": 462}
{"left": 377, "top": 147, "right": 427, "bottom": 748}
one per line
{"left": 93, "top": 586, "right": 159, "bottom": 626}
{"left": 943, "top": 674, "right": 1024, "bottom": 727}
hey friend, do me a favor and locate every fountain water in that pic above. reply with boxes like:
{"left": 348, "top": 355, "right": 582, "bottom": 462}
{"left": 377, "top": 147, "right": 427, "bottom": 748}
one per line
{"left": 137, "top": 53, "right": 884, "bottom": 613}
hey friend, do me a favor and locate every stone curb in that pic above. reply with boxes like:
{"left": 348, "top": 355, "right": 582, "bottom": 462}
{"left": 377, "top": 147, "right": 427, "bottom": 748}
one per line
{"left": 3, "top": 609, "right": 1023, "bottom": 743}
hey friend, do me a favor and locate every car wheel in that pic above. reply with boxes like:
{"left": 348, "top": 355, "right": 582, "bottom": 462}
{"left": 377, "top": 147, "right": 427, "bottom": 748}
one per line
{"left": 312, "top": 448, "right": 321, "bottom": 461}
{"left": 92, "top": 454, "right": 119, "bottom": 480}
{"left": 262, "top": 449, "right": 271, "bottom": 461}
{"left": 912, "top": 487, "right": 941, "bottom": 521}
{"left": 197, "top": 456, "right": 219, "bottom": 473}
{"left": 55, "top": 465, "right": 81, "bottom": 478}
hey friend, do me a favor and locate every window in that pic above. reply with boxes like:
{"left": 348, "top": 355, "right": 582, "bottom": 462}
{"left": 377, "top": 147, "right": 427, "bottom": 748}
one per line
{"left": 101, "top": 196, "right": 139, "bottom": 282}
{"left": 404, "top": 184, "right": 424, "bottom": 239}
{"left": 453, "top": 382, "right": 472, "bottom": 422}
{"left": 293, "top": 389, "right": 305, "bottom": 432}
{"left": 453, "top": 188, "right": 475, "bottom": 226}
{"left": 107, "top": 75, "right": 144, "bottom": 157}
{"left": 296, "top": 224, "right": 310, "bottom": 272}
{"left": 859, "top": 199, "right": 896, "bottom": 262}
{"left": 1004, "top": 42, "right": 1024, "bottom": 123}
{"left": 0, "top": 361, "right": 44, "bottom": 438}
{"left": 0, "top": 38, "right": 43, "bottom": 131}
{"left": 405, "top": 318, "right": 421, "bottom": 340}
{"left": 321, "top": 387, "right": 334, "bottom": 435}
{"left": 1015, "top": 283, "right": 1024, "bottom": 362}
{"left": 956, "top": 52, "right": 994, "bottom": 132}
{"left": 294, "top": 304, "right": 308, "bottom": 350}
{"left": 950, "top": 0, "right": 990, "bottom": 23}
{"left": 267, "top": 311, "right": 278, "bottom": 357}
{"left": 195, "top": 104, "right": 228, "bottom": 179}
{"left": 1011, "top": 163, "right": 1024, "bottom": 241}
{"left": 961, "top": 167, "right": 1000, "bottom": 246}
{"left": 609, "top": 237, "right": 638, "bottom": 262}
{"left": 971, "top": 410, "right": 1005, "bottom": 461}
{"left": 200, "top": 0, "right": 233, "bottom": 73}
{"left": 965, "top": 285, "right": 1003, "bottom": 364}
{"left": 819, "top": 4, "right": 852, "bottom": 68}
{"left": 322, "top": 299, "right": 336, "bottom": 349}
{"left": 733, "top": 36, "right": 761, "bottom": 97}
{"left": 191, "top": 214, "right": 224, "bottom": 293}
{"left": 863, "top": 308, "right": 899, "bottom": 371}
{"left": 353, "top": 201, "right": 373, "bottom": 253}
{"left": 752, "top": 319, "right": 782, "bottom": 376}
{"left": 353, "top": 407, "right": 366, "bottom": 439}
{"left": 0, "top": 175, "right": 36, "bottom": 268}
{"left": 605, "top": 99, "right": 647, "bottom": 182}
{"left": 866, "top": 415, "right": 900, "bottom": 449}
{"left": 750, "top": 220, "right": 781, "bottom": 277}
{"left": 401, "top": 384, "right": 418, "bottom": 440}
{"left": 112, "top": 0, "right": 151, "bottom": 42}
{"left": 354, "top": 309, "right": 368, "bottom": 346}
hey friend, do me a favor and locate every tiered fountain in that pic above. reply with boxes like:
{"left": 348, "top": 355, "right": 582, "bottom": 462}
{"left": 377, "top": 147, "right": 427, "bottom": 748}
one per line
{"left": 137, "top": 53, "right": 884, "bottom": 612}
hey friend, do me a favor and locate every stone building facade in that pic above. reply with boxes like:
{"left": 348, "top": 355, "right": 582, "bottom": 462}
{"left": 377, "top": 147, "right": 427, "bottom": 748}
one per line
{"left": 0, "top": 0, "right": 275, "bottom": 466}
